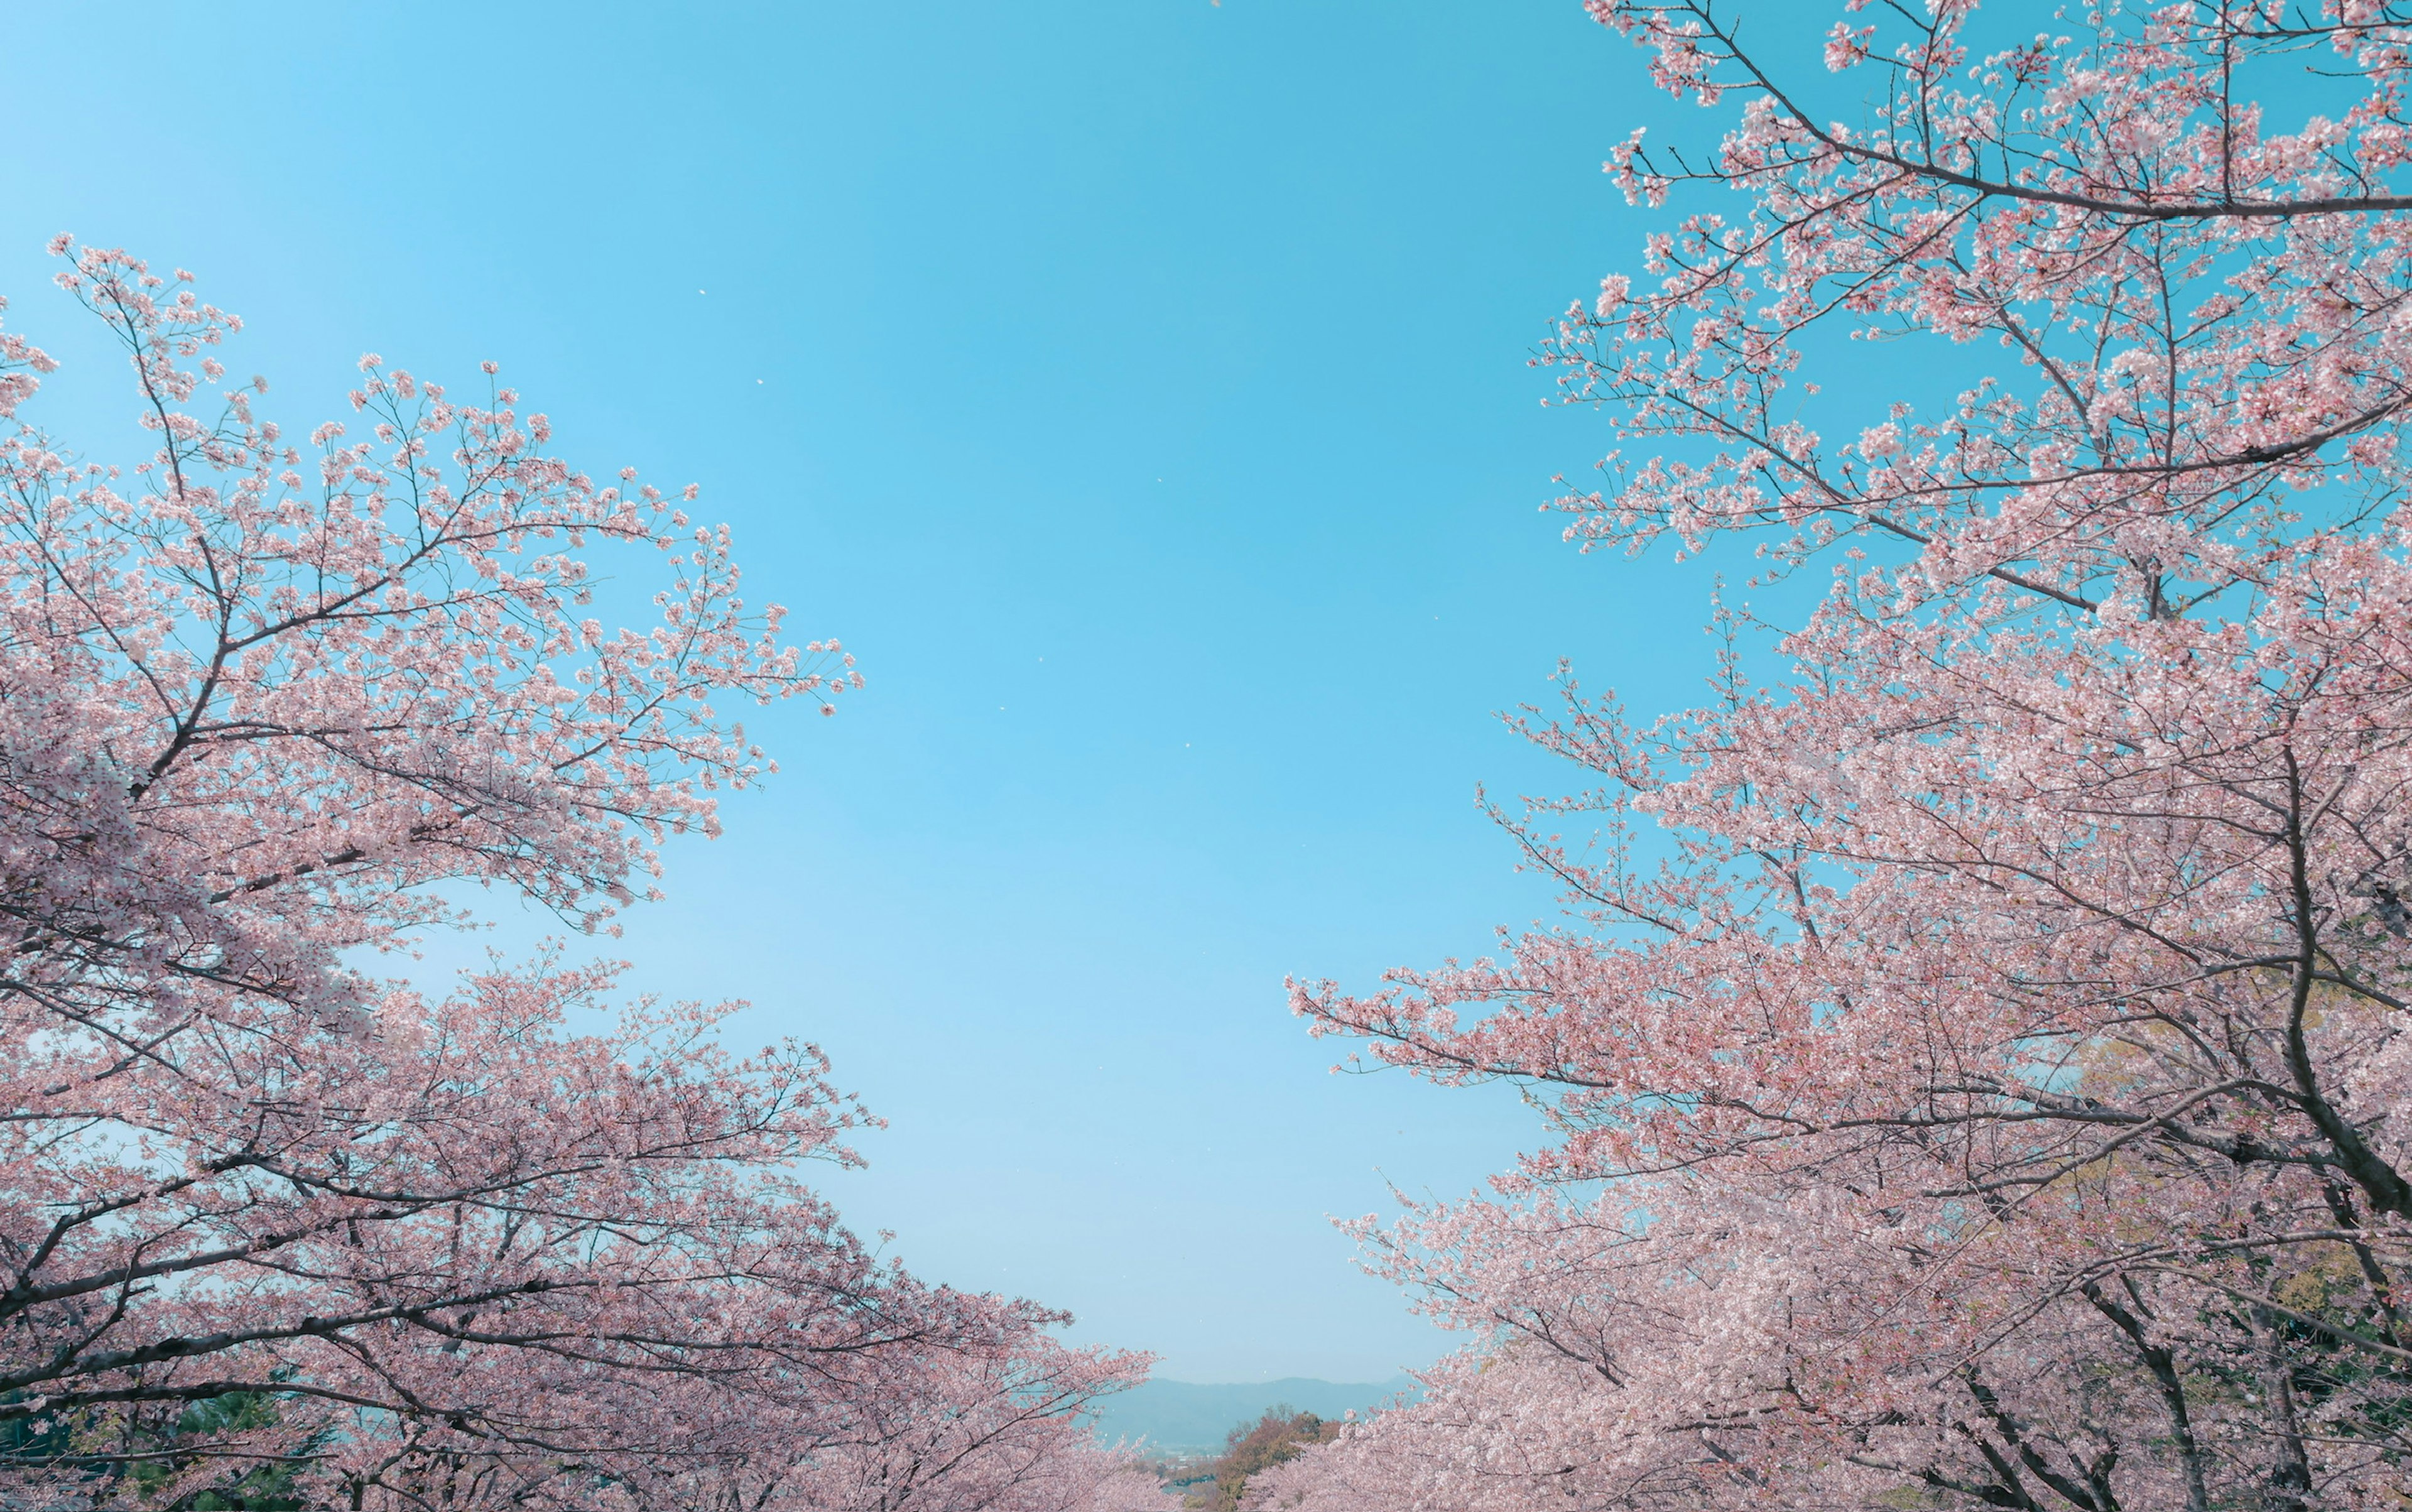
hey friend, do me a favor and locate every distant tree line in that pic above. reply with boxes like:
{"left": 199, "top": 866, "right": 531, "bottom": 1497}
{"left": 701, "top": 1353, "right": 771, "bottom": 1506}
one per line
{"left": 1151, "top": 1408, "right": 1337, "bottom": 1512}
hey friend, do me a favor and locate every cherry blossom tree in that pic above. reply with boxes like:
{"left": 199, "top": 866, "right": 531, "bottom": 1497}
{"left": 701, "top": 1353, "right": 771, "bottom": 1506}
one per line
{"left": 1270, "top": 4, "right": 2412, "bottom": 1509}
{"left": 709, "top": 1332, "right": 1181, "bottom": 1512}
{"left": 0, "top": 242, "right": 1150, "bottom": 1510}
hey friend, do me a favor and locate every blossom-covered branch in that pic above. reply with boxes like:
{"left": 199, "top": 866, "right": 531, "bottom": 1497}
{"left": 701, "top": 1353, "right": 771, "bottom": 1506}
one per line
{"left": 1274, "top": 6, "right": 2412, "bottom": 1509}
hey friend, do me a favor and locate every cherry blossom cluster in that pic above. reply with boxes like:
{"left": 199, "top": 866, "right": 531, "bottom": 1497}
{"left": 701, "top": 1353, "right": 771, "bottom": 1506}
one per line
{"left": 1264, "top": 5, "right": 2412, "bottom": 1509}
{"left": 0, "top": 244, "right": 1170, "bottom": 1511}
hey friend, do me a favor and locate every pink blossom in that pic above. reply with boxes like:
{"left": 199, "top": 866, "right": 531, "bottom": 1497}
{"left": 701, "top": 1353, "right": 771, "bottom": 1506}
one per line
{"left": 1275, "top": 5, "right": 2412, "bottom": 1509}
{"left": 0, "top": 242, "right": 1116, "bottom": 1511}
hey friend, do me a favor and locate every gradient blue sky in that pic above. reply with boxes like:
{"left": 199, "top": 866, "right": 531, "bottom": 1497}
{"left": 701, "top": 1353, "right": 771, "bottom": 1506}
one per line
{"left": 0, "top": 1, "right": 1819, "bottom": 1381}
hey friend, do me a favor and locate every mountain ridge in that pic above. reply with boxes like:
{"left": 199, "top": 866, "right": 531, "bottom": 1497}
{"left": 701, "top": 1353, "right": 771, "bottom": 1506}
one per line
{"left": 1088, "top": 1376, "right": 1417, "bottom": 1455}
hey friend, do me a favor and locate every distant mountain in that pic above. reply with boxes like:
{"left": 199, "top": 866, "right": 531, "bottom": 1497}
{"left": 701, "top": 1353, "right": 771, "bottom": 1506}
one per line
{"left": 1088, "top": 1376, "right": 1418, "bottom": 1454}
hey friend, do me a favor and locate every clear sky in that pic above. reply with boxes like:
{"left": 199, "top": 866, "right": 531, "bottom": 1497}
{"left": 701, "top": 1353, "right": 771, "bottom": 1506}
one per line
{"left": 0, "top": 1, "right": 1791, "bottom": 1381}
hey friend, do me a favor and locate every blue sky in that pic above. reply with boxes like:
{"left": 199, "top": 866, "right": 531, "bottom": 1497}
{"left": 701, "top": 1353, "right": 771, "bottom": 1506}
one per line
{"left": 1, "top": 1, "right": 1796, "bottom": 1381}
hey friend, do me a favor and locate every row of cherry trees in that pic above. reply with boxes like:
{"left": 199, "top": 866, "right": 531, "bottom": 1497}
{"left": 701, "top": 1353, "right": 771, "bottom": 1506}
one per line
{"left": 0, "top": 242, "right": 1171, "bottom": 1510}
{"left": 1258, "top": 3, "right": 2412, "bottom": 1510}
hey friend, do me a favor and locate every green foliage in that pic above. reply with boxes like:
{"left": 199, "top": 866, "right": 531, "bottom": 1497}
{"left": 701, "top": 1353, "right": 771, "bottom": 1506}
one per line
{"left": 0, "top": 1390, "right": 311, "bottom": 1509}
{"left": 127, "top": 1392, "right": 307, "bottom": 1511}
{"left": 1183, "top": 1406, "right": 1340, "bottom": 1512}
